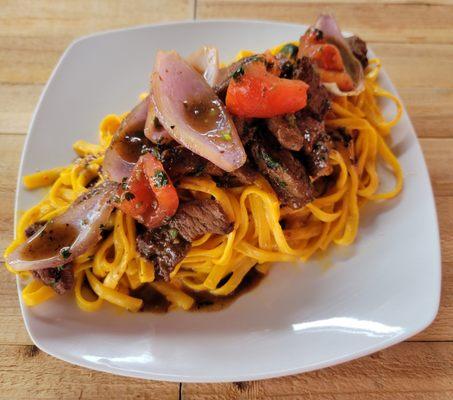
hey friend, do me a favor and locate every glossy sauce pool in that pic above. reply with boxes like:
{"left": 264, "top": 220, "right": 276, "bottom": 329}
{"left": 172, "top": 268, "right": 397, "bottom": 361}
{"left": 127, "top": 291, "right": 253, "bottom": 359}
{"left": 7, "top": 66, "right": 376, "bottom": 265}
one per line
{"left": 130, "top": 268, "right": 265, "bottom": 313}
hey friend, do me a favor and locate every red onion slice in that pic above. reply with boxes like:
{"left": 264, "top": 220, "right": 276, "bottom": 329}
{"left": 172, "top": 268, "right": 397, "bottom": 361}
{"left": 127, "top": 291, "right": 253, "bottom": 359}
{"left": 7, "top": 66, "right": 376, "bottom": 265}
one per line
{"left": 103, "top": 96, "right": 150, "bottom": 182}
{"left": 144, "top": 96, "right": 172, "bottom": 144}
{"left": 313, "top": 14, "right": 365, "bottom": 97}
{"left": 152, "top": 51, "right": 246, "bottom": 172}
{"left": 187, "top": 46, "right": 220, "bottom": 87}
{"left": 7, "top": 181, "right": 118, "bottom": 272}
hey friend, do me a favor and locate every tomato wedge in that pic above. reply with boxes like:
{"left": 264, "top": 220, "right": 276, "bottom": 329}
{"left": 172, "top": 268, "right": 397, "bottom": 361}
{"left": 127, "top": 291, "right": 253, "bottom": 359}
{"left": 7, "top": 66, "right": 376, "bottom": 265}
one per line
{"left": 226, "top": 61, "right": 308, "bottom": 118}
{"left": 318, "top": 69, "right": 354, "bottom": 92}
{"left": 299, "top": 43, "right": 344, "bottom": 72}
{"left": 118, "top": 153, "right": 179, "bottom": 229}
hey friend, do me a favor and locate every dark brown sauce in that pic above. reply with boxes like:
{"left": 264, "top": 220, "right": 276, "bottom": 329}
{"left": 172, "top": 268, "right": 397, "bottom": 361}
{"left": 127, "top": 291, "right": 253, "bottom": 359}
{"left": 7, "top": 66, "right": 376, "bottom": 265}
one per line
{"left": 19, "top": 222, "right": 78, "bottom": 261}
{"left": 182, "top": 96, "right": 221, "bottom": 132}
{"left": 130, "top": 284, "right": 171, "bottom": 313}
{"left": 132, "top": 268, "right": 265, "bottom": 313}
{"left": 113, "top": 132, "right": 151, "bottom": 163}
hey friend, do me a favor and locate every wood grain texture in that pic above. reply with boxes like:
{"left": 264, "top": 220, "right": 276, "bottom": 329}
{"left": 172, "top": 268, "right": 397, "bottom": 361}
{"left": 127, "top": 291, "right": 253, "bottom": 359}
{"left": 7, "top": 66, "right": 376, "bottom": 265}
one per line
{"left": 1, "top": 0, "right": 452, "bottom": 398}
{"left": 182, "top": 342, "right": 453, "bottom": 400}
{"left": 0, "top": 344, "right": 179, "bottom": 400}
{"left": 197, "top": 0, "right": 453, "bottom": 44}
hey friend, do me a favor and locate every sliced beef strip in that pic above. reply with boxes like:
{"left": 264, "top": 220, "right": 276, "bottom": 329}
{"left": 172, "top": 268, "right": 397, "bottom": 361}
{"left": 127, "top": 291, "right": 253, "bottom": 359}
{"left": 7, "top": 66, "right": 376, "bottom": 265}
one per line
{"left": 161, "top": 146, "right": 223, "bottom": 182}
{"left": 264, "top": 57, "right": 329, "bottom": 154}
{"left": 32, "top": 264, "right": 74, "bottom": 295}
{"left": 136, "top": 227, "right": 191, "bottom": 281}
{"left": 329, "top": 126, "right": 355, "bottom": 163}
{"left": 216, "top": 162, "right": 259, "bottom": 187}
{"left": 266, "top": 115, "right": 305, "bottom": 151}
{"left": 162, "top": 144, "right": 255, "bottom": 187}
{"left": 293, "top": 57, "right": 330, "bottom": 121}
{"left": 266, "top": 110, "right": 327, "bottom": 154}
{"left": 137, "top": 199, "right": 233, "bottom": 280}
{"left": 346, "top": 35, "right": 368, "bottom": 68}
{"left": 169, "top": 199, "right": 233, "bottom": 242}
{"left": 25, "top": 221, "right": 74, "bottom": 295}
{"left": 232, "top": 116, "right": 256, "bottom": 146}
{"left": 250, "top": 136, "right": 314, "bottom": 209}
{"left": 304, "top": 132, "right": 334, "bottom": 181}
{"left": 295, "top": 112, "right": 326, "bottom": 153}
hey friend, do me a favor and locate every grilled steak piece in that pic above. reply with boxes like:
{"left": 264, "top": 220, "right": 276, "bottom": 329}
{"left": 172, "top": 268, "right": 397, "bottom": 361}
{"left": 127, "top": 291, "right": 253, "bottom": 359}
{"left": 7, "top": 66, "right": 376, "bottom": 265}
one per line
{"left": 293, "top": 57, "right": 330, "bottom": 120}
{"left": 169, "top": 199, "right": 233, "bottom": 242}
{"left": 304, "top": 133, "right": 334, "bottom": 180}
{"left": 32, "top": 264, "right": 74, "bottom": 295}
{"left": 250, "top": 136, "right": 314, "bottom": 209}
{"left": 346, "top": 35, "right": 368, "bottom": 68}
{"left": 218, "top": 162, "right": 259, "bottom": 187}
{"left": 137, "top": 199, "right": 233, "bottom": 280}
{"left": 232, "top": 116, "right": 256, "bottom": 146}
{"left": 162, "top": 146, "right": 223, "bottom": 181}
{"left": 329, "top": 127, "right": 355, "bottom": 163}
{"left": 136, "top": 227, "right": 191, "bottom": 281}
{"left": 295, "top": 112, "right": 326, "bottom": 153}
{"left": 266, "top": 115, "right": 305, "bottom": 151}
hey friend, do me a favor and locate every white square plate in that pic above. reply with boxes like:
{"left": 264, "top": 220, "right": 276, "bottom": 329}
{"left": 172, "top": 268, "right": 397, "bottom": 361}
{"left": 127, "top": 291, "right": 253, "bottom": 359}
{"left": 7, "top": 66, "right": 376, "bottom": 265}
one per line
{"left": 15, "top": 20, "right": 441, "bottom": 382}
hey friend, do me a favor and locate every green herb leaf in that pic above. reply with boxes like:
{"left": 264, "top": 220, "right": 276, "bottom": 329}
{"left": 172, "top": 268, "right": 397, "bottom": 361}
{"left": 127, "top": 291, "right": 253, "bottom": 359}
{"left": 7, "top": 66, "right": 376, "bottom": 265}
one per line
{"left": 153, "top": 170, "right": 169, "bottom": 188}
{"left": 123, "top": 191, "right": 135, "bottom": 201}
{"left": 220, "top": 129, "right": 232, "bottom": 141}
{"left": 260, "top": 150, "right": 280, "bottom": 169}
{"left": 121, "top": 177, "right": 129, "bottom": 190}
{"left": 168, "top": 228, "right": 179, "bottom": 240}
{"left": 279, "top": 43, "right": 298, "bottom": 58}
{"left": 232, "top": 66, "right": 244, "bottom": 80}
{"left": 60, "top": 247, "right": 71, "bottom": 259}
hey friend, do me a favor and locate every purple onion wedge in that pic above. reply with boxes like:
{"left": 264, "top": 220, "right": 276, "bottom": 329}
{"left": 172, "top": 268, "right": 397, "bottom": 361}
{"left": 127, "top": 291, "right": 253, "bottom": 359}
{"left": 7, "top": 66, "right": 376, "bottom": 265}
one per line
{"left": 7, "top": 181, "right": 118, "bottom": 272}
{"left": 313, "top": 14, "right": 365, "bottom": 97}
{"left": 152, "top": 51, "right": 246, "bottom": 172}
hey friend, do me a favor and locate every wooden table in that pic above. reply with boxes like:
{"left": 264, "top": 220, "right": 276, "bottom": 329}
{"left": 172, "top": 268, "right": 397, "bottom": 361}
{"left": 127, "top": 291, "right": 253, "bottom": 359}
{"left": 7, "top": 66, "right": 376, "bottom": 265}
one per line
{"left": 1, "top": 1, "right": 452, "bottom": 398}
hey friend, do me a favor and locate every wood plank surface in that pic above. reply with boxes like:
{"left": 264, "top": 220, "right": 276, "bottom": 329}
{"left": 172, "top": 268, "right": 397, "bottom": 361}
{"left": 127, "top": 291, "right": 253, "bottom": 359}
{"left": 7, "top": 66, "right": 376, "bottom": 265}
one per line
{"left": 0, "top": 344, "right": 179, "bottom": 400}
{"left": 182, "top": 342, "right": 453, "bottom": 400}
{"left": 1, "top": 0, "right": 452, "bottom": 399}
{"left": 197, "top": 0, "right": 453, "bottom": 44}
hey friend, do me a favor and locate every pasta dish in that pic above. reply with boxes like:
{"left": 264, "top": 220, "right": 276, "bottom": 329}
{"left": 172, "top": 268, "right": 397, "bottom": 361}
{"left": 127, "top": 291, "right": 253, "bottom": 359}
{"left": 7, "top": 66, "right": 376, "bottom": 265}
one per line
{"left": 5, "top": 15, "right": 402, "bottom": 313}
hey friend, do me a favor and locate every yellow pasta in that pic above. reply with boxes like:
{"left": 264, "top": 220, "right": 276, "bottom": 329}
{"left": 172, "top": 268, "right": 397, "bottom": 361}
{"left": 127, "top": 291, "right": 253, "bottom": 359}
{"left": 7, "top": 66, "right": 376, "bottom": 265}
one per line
{"left": 4, "top": 45, "right": 402, "bottom": 312}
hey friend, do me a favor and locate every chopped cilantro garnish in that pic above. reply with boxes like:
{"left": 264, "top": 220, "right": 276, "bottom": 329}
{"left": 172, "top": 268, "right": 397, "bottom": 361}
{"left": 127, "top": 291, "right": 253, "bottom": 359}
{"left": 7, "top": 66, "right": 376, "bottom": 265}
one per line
{"left": 153, "top": 170, "right": 169, "bottom": 188}
{"left": 261, "top": 150, "right": 280, "bottom": 169}
{"left": 279, "top": 43, "right": 298, "bottom": 58}
{"left": 123, "top": 191, "right": 135, "bottom": 201}
{"left": 121, "top": 177, "right": 129, "bottom": 190}
{"left": 233, "top": 66, "right": 244, "bottom": 80}
{"left": 60, "top": 247, "right": 71, "bottom": 259}
{"left": 220, "top": 129, "right": 232, "bottom": 141}
{"left": 168, "top": 228, "right": 179, "bottom": 240}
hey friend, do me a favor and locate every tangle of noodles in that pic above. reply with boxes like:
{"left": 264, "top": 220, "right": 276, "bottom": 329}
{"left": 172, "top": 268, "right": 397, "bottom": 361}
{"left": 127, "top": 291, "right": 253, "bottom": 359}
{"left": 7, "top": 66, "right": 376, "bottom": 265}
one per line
{"left": 4, "top": 42, "right": 403, "bottom": 312}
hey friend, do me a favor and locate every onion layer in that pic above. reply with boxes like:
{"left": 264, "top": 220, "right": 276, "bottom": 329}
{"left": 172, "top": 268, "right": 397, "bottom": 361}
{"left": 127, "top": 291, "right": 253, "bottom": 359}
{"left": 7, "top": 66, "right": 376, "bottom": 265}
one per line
{"left": 152, "top": 51, "right": 246, "bottom": 172}
{"left": 7, "top": 181, "right": 118, "bottom": 272}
